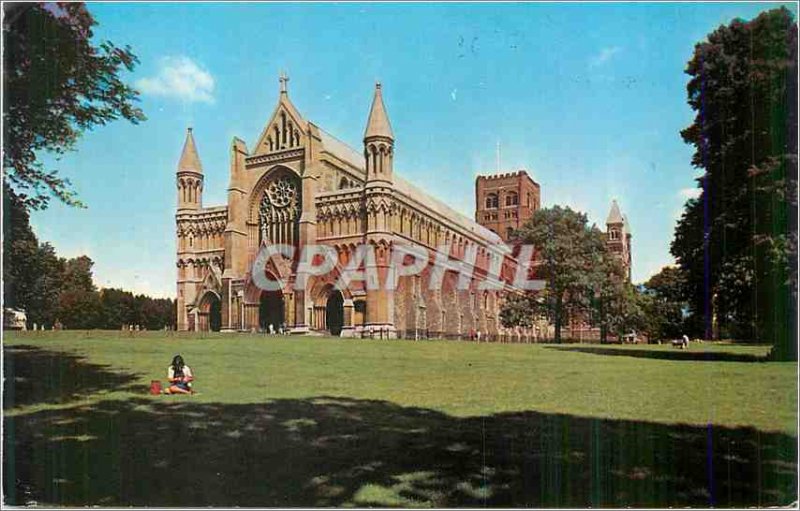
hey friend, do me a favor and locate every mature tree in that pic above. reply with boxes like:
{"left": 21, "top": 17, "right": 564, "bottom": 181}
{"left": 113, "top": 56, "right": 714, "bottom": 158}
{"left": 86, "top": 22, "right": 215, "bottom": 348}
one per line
{"left": 3, "top": 190, "right": 40, "bottom": 309}
{"left": 587, "top": 236, "right": 630, "bottom": 343}
{"left": 638, "top": 266, "right": 694, "bottom": 341}
{"left": 505, "top": 206, "right": 625, "bottom": 342}
{"left": 57, "top": 255, "right": 102, "bottom": 329}
{"left": 672, "top": 7, "right": 797, "bottom": 359}
{"left": 499, "top": 292, "right": 538, "bottom": 330}
{"left": 21, "top": 243, "right": 65, "bottom": 328}
{"left": 98, "top": 288, "right": 135, "bottom": 329}
{"left": 3, "top": 3, "right": 145, "bottom": 210}
{"left": 3, "top": 188, "right": 64, "bottom": 327}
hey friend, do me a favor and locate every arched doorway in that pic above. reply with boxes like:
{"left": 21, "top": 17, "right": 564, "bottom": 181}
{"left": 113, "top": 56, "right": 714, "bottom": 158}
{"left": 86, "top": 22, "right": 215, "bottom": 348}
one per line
{"left": 209, "top": 299, "right": 222, "bottom": 332}
{"left": 326, "top": 290, "right": 344, "bottom": 336}
{"left": 198, "top": 291, "right": 222, "bottom": 332}
{"left": 259, "top": 290, "right": 284, "bottom": 333}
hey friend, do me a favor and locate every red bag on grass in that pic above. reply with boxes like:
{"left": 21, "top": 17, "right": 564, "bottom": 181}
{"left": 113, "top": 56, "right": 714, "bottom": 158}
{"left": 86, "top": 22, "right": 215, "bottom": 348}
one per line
{"left": 150, "top": 380, "right": 162, "bottom": 395}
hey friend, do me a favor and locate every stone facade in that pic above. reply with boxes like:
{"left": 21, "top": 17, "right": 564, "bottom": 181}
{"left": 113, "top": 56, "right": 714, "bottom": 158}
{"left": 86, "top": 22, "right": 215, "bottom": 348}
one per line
{"left": 176, "top": 79, "right": 537, "bottom": 339}
{"left": 175, "top": 77, "right": 631, "bottom": 339}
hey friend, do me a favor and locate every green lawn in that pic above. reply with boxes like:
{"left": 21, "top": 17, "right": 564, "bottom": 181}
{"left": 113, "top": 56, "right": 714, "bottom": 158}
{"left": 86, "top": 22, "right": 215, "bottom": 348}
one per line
{"left": 3, "top": 331, "right": 797, "bottom": 507}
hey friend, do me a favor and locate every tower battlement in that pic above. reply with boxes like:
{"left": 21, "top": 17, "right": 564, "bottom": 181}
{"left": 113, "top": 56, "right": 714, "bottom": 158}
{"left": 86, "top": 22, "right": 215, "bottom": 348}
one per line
{"left": 474, "top": 169, "right": 541, "bottom": 243}
{"left": 476, "top": 170, "right": 530, "bottom": 181}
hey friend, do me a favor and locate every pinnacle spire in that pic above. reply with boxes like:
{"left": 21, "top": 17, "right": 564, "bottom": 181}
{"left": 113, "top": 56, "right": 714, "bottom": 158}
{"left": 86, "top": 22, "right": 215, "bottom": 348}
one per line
{"left": 364, "top": 82, "right": 394, "bottom": 140}
{"left": 606, "top": 199, "right": 623, "bottom": 225}
{"left": 178, "top": 127, "right": 203, "bottom": 173}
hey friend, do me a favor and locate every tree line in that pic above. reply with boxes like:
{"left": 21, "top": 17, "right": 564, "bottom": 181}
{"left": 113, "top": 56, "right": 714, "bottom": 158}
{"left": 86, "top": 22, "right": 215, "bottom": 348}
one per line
{"left": 3, "top": 189, "right": 175, "bottom": 330}
{"left": 500, "top": 8, "right": 797, "bottom": 360}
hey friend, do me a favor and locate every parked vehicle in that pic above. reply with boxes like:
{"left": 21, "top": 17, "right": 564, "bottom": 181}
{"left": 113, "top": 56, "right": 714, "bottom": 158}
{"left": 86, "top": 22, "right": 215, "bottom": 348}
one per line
{"left": 3, "top": 308, "right": 28, "bottom": 330}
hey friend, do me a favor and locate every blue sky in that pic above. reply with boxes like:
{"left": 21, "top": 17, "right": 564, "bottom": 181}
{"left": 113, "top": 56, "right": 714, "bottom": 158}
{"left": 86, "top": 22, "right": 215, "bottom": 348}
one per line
{"left": 29, "top": 2, "right": 796, "bottom": 298}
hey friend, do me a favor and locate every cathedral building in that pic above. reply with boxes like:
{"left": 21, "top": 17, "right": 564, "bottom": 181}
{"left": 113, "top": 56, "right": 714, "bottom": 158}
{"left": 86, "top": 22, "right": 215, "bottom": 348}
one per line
{"left": 177, "top": 78, "right": 523, "bottom": 337}
{"left": 175, "top": 77, "right": 631, "bottom": 338}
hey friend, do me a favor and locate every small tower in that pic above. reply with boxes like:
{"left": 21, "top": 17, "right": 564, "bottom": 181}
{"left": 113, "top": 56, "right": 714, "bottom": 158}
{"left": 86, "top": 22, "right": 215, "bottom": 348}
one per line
{"left": 361, "top": 82, "right": 396, "bottom": 336}
{"left": 606, "top": 200, "right": 632, "bottom": 280}
{"left": 177, "top": 127, "right": 203, "bottom": 210}
{"left": 363, "top": 83, "right": 394, "bottom": 185}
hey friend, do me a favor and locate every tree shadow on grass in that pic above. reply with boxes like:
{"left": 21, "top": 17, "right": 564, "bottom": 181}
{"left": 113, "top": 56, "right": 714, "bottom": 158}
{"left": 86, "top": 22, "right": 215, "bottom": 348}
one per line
{"left": 4, "top": 393, "right": 796, "bottom": 507}
{"left": 545, "top": 346, "right": 768, "bottom": 363}
{"left": 3, "top": 345, "right": 147, "bottom": 409}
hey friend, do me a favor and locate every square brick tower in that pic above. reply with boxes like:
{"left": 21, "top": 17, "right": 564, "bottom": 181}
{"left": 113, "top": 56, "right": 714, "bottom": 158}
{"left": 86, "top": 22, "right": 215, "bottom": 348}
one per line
{"left": 475, "top": 170, "right": 541, "bottom": 243}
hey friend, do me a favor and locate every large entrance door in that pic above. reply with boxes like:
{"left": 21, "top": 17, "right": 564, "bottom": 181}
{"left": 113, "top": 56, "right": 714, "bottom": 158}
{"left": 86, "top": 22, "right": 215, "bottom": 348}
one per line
{"left": 198, "top": 292, "right": 222, "bottom": 332}
{"left": 209, "top": 298, "right": 222, "bottom": 332}
{"left": 259, "top": 290, "right": 284, "bottom": 332}
{"left": 326, "top": 290, "right": 344, "bottom": 336}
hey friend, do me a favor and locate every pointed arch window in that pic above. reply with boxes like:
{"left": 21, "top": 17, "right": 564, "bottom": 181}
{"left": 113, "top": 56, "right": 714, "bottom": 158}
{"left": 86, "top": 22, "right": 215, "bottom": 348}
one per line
{"left": 485, "top": 193, "right": 499, "bottom": 209}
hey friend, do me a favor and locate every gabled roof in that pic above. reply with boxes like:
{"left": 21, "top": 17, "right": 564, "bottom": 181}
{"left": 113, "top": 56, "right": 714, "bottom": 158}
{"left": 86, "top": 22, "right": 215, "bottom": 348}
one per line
{"left": 606, "top": 200, "right": 623, "bottom": 225}
{"left": 364, "top": 83, "right": 394, "bottom": 140}
{"left": 251, "top": 81, "right": 307, "bottom": 156}
{"left": 178, "top": 128, "right": 203, "bottom": 173}
{"left": 248, "top": 80, "right": 500, "bottom": 247}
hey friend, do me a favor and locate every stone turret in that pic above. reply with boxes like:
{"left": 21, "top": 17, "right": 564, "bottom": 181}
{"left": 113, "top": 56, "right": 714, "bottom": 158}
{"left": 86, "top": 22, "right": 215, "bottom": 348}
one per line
{"left": 364, "top": 83, "right": 394, "bottom": 185}
{"left": 362, "top": 82, "right": 396, "bottom": 336}
{"left": 177, "top": 128, "right": 203, "bottom": 210}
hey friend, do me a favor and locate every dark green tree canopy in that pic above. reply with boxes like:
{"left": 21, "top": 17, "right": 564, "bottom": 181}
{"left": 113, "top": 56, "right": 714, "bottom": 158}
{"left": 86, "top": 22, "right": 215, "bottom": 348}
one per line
{"left": 3, "top": 3, "right": 145, "bottom": 210}
{"left": 502, "top": 205, "right": 632, "bottom": 342}
{"left": 641, "top": 266, "right": 691, "bottom": 341}
{"left": 672, "top": 7, "right": 797, "bottom": 357}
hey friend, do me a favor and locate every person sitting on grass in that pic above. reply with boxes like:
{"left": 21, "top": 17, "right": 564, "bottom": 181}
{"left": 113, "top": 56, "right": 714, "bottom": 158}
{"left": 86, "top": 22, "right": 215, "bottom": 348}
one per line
{"left": 165, "top": 354, "right": 194, "bottom": 394}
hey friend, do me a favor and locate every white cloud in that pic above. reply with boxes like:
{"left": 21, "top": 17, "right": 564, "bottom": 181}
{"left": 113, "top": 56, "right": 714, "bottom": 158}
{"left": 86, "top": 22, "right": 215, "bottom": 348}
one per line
{"left": 678, "top": 187, "right": 702, "bottom": 200}
{"left": 136, "top": 56, "right": 215, "bottom": 103}
{"left": 589, "top": 46, "right": 622, "bottom": 68}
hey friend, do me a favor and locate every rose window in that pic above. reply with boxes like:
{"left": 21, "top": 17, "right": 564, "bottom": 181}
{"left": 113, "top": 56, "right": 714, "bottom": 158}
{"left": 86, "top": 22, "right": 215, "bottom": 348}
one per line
{"left": 258, "top": 173, "right": 301, "bottom": 246}
{"left": 266, "top": 177, "right": 297, "bottom": 209}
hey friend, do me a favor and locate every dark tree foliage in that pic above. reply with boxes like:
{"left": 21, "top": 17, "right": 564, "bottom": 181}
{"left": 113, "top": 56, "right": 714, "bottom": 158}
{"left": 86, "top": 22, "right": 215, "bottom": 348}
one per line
{"left": 499, "top": 292, "right": 537, "bottom": 330}
{"left": 641, "top": 266, "right": 692, "bottom": 341}
{"left": 502, "top": 206, "right": 632, "bottom": 342}
{"left": 672, "top": 8, "right": 797, "bottom": 359}
{"left": 2, "top": 3, "right": 145, "bottom": 210}
{"left": 587, "top": 237, "right": 638, "bottom": 343}
{"left": 97, "top": 289, "right": 176, "bottom": 331}
{"left": 3, "top": 188, "right": 175, "bottom": 330}
{"left": 3, "top": 189, "right": 64, "bottom": 326}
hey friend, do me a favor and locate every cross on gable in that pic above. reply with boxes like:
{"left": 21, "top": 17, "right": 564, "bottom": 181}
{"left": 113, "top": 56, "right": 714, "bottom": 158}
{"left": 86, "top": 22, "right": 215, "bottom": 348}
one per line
{"left": 279, "top": 71, "right": 289, "bottom": 94}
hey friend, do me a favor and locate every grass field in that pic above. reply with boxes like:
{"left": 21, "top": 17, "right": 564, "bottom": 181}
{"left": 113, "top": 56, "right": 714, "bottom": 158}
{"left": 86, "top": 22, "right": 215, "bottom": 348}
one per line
{"left": 3, "top": 331, "right": 797, "bottom": 507}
